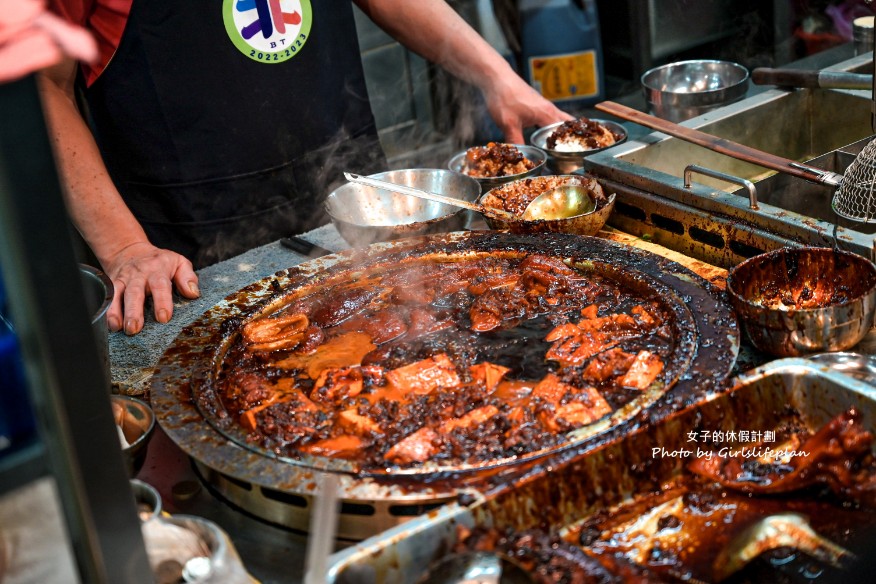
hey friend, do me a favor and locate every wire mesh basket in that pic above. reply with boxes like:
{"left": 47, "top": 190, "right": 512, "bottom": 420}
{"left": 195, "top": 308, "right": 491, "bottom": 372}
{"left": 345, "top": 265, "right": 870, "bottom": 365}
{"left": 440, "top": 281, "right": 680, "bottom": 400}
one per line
{"left": 832, "top": 138, "right": 876, "bottom": 223}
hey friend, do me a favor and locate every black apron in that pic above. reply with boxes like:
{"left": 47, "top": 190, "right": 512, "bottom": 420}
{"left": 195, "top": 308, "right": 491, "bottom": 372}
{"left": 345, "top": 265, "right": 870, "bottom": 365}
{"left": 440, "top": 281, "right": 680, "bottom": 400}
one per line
{"left": 85, "top": 0, "right": 385, "bottom": 268}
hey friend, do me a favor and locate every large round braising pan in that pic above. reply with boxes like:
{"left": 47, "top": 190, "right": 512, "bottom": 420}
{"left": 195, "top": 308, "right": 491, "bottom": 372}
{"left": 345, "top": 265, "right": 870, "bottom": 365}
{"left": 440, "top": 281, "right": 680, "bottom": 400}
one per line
{"left": 149, "top": 232, "right": 738, "bottom": 535}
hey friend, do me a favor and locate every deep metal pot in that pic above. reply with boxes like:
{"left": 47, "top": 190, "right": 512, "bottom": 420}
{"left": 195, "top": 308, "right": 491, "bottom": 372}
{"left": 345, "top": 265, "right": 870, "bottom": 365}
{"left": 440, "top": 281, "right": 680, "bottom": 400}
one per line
{"left": 641, "top": 60, "right": 749, "bottom": 122}
{"left": 726, "top": 247, "right": 876, "bottom": 357}
{"left": 80, "top": 264, "right": 113, "bottom": 387}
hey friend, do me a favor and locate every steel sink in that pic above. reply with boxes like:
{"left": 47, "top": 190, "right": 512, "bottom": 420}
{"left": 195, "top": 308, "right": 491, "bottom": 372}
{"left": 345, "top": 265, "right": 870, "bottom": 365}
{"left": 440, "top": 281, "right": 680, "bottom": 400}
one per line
{"left": 584, "top": 54, "right": 876, "bottom": 267}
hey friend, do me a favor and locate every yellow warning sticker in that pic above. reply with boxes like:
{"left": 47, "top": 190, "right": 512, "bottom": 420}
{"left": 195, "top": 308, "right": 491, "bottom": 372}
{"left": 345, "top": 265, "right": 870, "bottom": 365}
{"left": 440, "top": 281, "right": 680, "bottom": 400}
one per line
{"left": 529, "top": 50, "right": 599, "bottom": 102}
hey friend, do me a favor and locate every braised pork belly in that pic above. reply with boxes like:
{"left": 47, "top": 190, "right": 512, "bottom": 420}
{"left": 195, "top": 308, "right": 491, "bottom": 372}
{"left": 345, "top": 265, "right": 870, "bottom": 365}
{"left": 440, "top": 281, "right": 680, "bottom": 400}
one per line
{"left": 216, "top": 253, "right": 676, "bottom": 469}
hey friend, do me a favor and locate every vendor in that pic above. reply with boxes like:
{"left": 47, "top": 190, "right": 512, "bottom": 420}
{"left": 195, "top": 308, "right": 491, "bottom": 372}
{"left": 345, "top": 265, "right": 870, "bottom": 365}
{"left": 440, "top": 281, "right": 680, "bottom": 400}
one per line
{"left": 39, "top": 0, "right": 571, "bottom": 336}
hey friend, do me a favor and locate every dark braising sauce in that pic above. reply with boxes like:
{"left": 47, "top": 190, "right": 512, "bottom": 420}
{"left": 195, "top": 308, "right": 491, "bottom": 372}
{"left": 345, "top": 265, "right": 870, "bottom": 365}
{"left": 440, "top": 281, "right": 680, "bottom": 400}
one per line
{"left": 445, "top": 409, "right": 876, "bottom": 583}
{"left": 215, "top": 253, "right": 678, "bottom": 470}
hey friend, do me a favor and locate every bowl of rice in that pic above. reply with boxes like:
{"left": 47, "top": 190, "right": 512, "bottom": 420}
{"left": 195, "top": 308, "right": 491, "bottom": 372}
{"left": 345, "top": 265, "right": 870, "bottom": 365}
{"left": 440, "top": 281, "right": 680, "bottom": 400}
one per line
{"left": 448, "top": 142, "right": 546, "bottom": 190}
{"left": 530, "top": 118, "right": 627, "bottom": 174}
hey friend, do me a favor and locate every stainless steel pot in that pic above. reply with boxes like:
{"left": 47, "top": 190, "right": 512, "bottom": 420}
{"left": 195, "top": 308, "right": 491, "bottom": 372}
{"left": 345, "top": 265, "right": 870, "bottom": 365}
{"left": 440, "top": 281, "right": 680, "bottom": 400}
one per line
{"left": 80, "top": 264, "right": 113, "bottom": 387}
{"left": 726, "top": 247, "right": 876, "bottom": 357}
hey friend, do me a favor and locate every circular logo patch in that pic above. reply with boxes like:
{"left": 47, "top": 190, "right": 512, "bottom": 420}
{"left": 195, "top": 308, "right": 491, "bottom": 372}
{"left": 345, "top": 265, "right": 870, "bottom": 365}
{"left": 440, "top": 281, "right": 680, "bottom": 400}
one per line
{"left": 223, "top": 0, "right": 312, "bottom": 63}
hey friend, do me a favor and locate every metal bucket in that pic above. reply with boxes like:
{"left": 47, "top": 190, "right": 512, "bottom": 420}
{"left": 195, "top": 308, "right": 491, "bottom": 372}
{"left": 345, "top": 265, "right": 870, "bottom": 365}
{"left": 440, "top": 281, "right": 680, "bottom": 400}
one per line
{"left": 79, "top": 264, "right": 113, "bottom": 388}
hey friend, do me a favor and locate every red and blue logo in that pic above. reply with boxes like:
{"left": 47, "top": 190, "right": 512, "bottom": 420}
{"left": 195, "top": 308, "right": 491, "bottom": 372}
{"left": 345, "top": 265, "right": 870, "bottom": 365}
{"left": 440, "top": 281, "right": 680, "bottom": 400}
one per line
{"left": 223, "top": 0, "right": 312, "bottom": 63}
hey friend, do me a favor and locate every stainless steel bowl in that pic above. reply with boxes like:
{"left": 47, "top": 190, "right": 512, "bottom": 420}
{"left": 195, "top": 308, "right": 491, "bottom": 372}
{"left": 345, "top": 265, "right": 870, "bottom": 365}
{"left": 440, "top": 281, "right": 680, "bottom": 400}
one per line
{"left": 447, "top": 144, "right": 547, "bottom": 190}
{"left": 641, "top": 60, "right": 749, "bottom": 122}
{"left": 130, "top": 478, "right": 162, "bottom": 522}
{"left": 112, "top": 394, "right": 155, "bottom": 476}
{"left": 726, "top": 247, "right": 876, "bottom": 357}
{"left": 529, "top": 120, "right": 627, "bottom": 174}
{"left": 478, "top": 174, "right": 615, "bottom": 236}
{"left": 325, "top": 169, "right": 481, "bottom": 248}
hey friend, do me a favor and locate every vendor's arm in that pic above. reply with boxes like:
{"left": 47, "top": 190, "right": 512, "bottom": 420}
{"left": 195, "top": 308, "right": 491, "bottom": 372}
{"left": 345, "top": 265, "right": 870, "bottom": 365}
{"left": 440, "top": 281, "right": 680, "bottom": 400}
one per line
{"left": 37, "top": 57, "right": 199, "bottom": 336}
{"left": 353, "top": 0, "right": 573, "bottom": 144}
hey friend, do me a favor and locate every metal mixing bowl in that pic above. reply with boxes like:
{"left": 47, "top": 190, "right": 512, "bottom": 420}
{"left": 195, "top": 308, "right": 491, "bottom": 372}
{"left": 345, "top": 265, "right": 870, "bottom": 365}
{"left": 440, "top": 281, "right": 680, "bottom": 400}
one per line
{"left": 478, "top": 174, "right": 615, "bottom": 236}
{"left": 112, "top": 394, "right": 155, "bottom": 476}
{"left": 325, "top": 169, "right": 481, "bottom": 248}
{"left": 447, "top": 144, "right": 547, "bottom": 190}
{"left": 529, "top": 119, "right": 627, "bottom": 174}
{"left": 130, "top": 478, "right": 162, "bottom": 522}
{"left": 726, "top": 247, "right": 876, "bottom": 357}
{"left": 641, "top": 60, "right": 749, "bottom": 122}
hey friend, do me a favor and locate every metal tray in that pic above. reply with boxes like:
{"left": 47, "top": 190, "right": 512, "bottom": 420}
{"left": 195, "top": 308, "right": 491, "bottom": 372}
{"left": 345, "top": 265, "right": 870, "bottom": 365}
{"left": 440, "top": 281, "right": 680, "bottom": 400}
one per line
{"left": 325, "top": 358, "right": 876, "bottom": 583}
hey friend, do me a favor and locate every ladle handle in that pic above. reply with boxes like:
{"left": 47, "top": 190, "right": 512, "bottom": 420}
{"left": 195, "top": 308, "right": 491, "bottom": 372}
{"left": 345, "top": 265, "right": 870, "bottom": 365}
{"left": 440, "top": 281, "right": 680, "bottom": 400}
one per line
{"left": 343, "top": 172, "right": 485, "bottom": 214}
{"left": 751, "top": 67, "right": 871, "bottom": 90}
{"left": 594, "top": 101, "right": 842, "bottom": 187}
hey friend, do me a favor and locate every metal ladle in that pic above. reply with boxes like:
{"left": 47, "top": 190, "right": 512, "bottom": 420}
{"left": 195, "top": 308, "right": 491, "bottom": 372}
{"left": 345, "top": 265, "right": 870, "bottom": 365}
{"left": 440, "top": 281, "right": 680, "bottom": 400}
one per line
{"left": 521, "top": 184, "right": 595, "bottom": 220}
{"left": 344, "top": 173, "right": 596, "bottom": 222}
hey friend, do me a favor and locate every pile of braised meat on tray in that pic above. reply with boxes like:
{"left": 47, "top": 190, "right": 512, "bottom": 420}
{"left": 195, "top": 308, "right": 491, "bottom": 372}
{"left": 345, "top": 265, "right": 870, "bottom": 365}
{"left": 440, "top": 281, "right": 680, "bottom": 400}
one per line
{"left": 439, "top": 408, "right": 876, "bottom": 583}
{"left": 215, "top": 253, "right": 677, "bottom": 469}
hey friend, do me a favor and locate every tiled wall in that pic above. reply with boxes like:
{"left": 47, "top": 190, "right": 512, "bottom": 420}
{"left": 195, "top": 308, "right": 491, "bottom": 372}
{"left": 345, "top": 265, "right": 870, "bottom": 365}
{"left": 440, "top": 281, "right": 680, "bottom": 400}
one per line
{"left": 352, "top": 2, "right": 485, "bottom": 168}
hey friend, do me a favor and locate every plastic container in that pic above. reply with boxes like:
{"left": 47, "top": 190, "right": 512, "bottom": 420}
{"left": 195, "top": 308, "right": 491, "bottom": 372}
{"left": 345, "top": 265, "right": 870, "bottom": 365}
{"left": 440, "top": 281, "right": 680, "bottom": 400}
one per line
{"left": 854, "top": 16, "right": 875, "bottom": 56}
{"left": 519, "top": 0, "right": 605, "bottom": 107}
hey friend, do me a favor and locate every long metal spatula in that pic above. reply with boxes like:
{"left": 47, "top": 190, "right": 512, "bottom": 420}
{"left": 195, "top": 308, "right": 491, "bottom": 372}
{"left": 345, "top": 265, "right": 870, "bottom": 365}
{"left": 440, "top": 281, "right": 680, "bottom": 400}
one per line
{"left": 594, "top": 101, "right": 844, "bottom": 188}
{"left": 751, "top": 67, "right": 871, "bottom": 90}
{"left": 597, "top": 101, "right": 876, "bottom": 224}
{"left": 343, "top": 172, "right": 517, "bottom": 221}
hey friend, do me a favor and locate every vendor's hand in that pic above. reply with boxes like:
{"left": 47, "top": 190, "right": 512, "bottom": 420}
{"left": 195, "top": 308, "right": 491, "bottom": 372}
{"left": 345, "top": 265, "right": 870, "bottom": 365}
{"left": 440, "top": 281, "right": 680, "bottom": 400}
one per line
{"left": 482, "top": 76, "right": 574, "bottom": 144}
{"left": 102, "top": 242, "right": 200, "bottom": 336}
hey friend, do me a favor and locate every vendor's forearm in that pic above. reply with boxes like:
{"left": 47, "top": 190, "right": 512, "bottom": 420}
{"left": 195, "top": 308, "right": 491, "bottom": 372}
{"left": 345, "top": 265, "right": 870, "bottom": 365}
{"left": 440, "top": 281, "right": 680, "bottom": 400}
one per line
{"left": 353, "top": 0, "right": 513, "bottom": 92}
{"left": 37, "top": 62, "right": 150, "bottom": 266}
